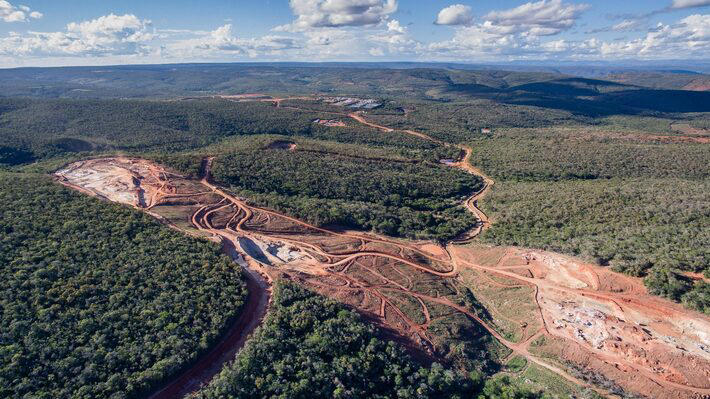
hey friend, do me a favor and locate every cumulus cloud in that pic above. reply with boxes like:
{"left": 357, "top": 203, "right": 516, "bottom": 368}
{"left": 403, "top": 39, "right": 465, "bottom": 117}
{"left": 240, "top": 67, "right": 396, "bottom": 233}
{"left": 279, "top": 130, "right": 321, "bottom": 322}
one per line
{"left": 597, "top": 14, "right": 710, "bottom": 58}
{"left": 0, "top": 0, "right": 42, "bottom": 22}
{"left": 275, "top": 0, "right": 397, "bottom": 31}
{"left": 65, "top": 14, "right": 153, "bottom": 48}
{"left": 426, "top": 4, "right": 707, "bottom": 61}
{"left": 540, "top": 39, "right": 570, "bottom": 52}
{"left": 367, "top": 18, "right": 421, "bottom": 56}
{"left": 165, "top": 17, "right": 417, "bottom": 61}
{"left": 386, "top": 18, "right": 405, "bottom": 33}
{"left": 0, "top": 14, "right": 153, "bottom": 56}
{"left": 484, "top": 0, "right": 589, "bottom": 36}
{"left": 670, "top": 0, "right": 710, "bottom": 9}
{"left": 427, "top": 0, "right": 588, "bottom": 59}
{"left": 435, "top": 4, "right": 473, "bottom": 26}
{"left": 428, "top": 24, "right": 525, "bottom": 58}
{"left": 564, "top": 14, "right": 709, "bottom": 60}
{"left": 166, "top": 24, "right": 299, "bottom": 58}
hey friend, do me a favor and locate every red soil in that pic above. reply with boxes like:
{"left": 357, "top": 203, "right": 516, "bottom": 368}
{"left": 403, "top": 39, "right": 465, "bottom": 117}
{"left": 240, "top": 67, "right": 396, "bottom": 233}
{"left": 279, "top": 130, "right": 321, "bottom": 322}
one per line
{"left": 54, "top": 97, "right": 710, "bottom": 399}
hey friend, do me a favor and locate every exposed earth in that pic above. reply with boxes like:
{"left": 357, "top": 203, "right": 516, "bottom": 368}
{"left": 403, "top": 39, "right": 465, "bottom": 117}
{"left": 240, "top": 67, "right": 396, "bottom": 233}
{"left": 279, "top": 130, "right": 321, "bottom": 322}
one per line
{"left": 54, "top": 99, "right": 710, "bottom": 399}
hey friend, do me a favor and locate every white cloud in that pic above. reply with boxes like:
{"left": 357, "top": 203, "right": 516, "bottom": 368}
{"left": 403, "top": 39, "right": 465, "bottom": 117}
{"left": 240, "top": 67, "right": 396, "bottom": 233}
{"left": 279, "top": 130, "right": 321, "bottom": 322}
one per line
{"left": 386, "top": 19, "right": 405, "bottom": 33}
{"left": 366, "top": 18, "right": 421, "bottom": 56}
{"left": 300, "top": 29, "right": 381, "bottom": 59}
{"left": 275, "top": 0, "right": 397, "bottom": 31}
{"left": 0, "top": 14, "right": 153, "bottom": 56}
{"left": 540, "top": 13, "right": 709, "bottom": 60}
{"left": 484, "top": 0, "right": 589, "bottom": 36}
{"left": 670, "top": 0, "right": 710, "bottom": 9}
{"left": 427, "top": 0, "right": 588, "bottom": 59}
{"left": 65, "top": 14, "right": 153, "bottom": 47}
{"left": 0, "top": 0, "right": 42, "bottom": 22}
{"left": 165, "top": 24, "right": 299, "bottom": 59}
{"left": 597, "top": 14, "right": 710, "bottom": 58}
{"left": 428, "top": 24, "right": 523, "bottom": 58}
{"left": 612, "top": 19, "right": 642, "bottom": 31}
{"left": 426, "top": 6, "right": 708, "bottom": 61}
{"left": 541, "top": 39, "right": 570, "bottom": 52}
{"left": 435, "top": 4, "right": 473, "bottom": 26}
{"left": 166, "top": 20, "right": 416, "bottom": 61}
{"left": 261, "top": 0, "right": 408, "bottom": 59}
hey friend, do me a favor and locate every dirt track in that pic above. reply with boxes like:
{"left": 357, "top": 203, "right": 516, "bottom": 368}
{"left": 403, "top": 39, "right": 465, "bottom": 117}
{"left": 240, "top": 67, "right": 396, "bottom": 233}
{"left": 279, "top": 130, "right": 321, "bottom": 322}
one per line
{"left": 54, "top": 97, "right": 710, "bottom": 399}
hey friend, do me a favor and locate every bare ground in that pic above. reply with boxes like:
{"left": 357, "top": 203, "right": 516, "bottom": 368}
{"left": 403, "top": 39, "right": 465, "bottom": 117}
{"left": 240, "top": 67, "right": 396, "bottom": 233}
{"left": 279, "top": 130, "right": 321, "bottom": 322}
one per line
{"left": 53, "top": 98, "right": 710, "bottom": 399}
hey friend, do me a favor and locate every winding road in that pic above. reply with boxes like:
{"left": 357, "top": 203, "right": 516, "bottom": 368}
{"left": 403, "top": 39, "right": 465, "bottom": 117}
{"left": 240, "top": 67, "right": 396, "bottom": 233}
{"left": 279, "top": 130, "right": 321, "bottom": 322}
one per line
{"left": 56, "top": 96, "right": 710, "bottom": 399}
{"left": 153, "top": 99, "right": 608, "bottom": 397}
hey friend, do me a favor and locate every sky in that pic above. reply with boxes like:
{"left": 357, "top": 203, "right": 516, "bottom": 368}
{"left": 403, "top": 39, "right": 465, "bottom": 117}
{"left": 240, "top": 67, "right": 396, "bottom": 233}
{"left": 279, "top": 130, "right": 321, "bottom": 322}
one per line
{"left": 0, "top": 0, "right": 708, "bottom": 67}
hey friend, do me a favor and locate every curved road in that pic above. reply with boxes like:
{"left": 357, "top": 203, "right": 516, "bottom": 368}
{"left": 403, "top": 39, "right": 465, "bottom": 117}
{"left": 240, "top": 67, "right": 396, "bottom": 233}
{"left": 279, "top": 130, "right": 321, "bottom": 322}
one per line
{"left": 148, "top": 160, "right": 271, "bottom": 399}
{"left": 59, "top": 96, "right": 710, "bottom": 399}
{"left": 145, "top": 99, "right": 602, "bottom": 397}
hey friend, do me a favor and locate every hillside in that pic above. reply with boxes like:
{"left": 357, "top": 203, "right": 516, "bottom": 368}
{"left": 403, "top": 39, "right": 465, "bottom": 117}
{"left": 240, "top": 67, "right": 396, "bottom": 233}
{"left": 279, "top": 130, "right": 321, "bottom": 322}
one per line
{"left": 606, "top": 72, "right": 710, "bottom": 91}
{"left": 0, "top": 65, "right": 708, "bottom": 399}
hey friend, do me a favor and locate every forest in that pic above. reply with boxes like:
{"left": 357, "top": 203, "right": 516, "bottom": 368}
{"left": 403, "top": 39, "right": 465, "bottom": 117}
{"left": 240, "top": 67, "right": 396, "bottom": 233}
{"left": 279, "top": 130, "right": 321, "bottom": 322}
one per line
{"left": 0, "top": 63, "right": 708, "bottom": 397}
{"left": 0, "top": 98, "right": 453, "bottom": 166}
{"left": 192, "top": 282, "right": 541, "bottom": 399}
{"left": 367, "top": 101, "right": 710, "bottom": 144}
{"left": 0, "top": 173, "right": 248, "bottom": 398}
{"left": 474, "top": 128, "right": 709, "bottom": 313}
{"left": 470, "top": 128, "right": 709, "bottom": 181}
{"left": 210, "top": 141, "right": 482, "bottom": 240}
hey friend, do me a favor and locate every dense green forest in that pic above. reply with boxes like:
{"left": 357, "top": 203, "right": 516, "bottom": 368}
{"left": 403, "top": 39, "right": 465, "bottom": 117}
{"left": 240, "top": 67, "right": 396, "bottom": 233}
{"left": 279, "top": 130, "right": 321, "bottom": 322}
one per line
{"left": 473, "top": 129, "right": 709, "bottom": 313}
{"left": 153, "top": 134, "right": 460, "bottom": 179}
{"left": 1, "top": 63, "right": 708, "bottom": 398}
{"left": 193, "top": 282, "right": 541, "bottom": 399}
{"left": 367, "top": 101, "right": 591, "bottom": 143}
{"left": 1, "top": 64, "right": 708, "bottom": 120}
{"left": 0, "top": 98, "right": 449, "bottom": 165}
{"left": 211, "top": 142, "right": 482, "bottom": 240}
{"left": 368, "top": 101, "right": 710, "bottom": 144}
{"left": 471, "top": 128, "right": 709, "bottom": 181}
{"left": 0, "top": 173, "right": 248, "bottom": 398}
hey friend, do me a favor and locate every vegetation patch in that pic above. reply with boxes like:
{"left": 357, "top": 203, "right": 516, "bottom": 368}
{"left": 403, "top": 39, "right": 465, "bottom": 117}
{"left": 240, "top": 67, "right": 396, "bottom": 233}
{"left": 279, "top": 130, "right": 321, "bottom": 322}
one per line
{"left": 473, "top": 126, "right": 709, "bottom": 312}
{"left": 0, "top": 98, "right": 452, "bottom": 165}
{"left": 0, "top": 173, "right": 247, "bottom": 398}
{"left": 505, "top": 356, "right": 528, "bottom": 373}
{"left": 211, "top": 144, "right": 483, "bottom": 240}
{"left": 471, "top": 129, "right": 709, "bottom": 181}
{"left": 480, "top": 178, "right": 709, "bottom": 312}
{"left": 193, "top": 282, "right": 540, "bottom": 399}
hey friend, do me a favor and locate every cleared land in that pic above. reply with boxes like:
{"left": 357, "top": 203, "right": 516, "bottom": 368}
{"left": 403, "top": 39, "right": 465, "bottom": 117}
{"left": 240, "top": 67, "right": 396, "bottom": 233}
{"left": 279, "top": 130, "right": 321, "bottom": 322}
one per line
{"left": 55, "top": 104, "right": 710, "bottom": 399}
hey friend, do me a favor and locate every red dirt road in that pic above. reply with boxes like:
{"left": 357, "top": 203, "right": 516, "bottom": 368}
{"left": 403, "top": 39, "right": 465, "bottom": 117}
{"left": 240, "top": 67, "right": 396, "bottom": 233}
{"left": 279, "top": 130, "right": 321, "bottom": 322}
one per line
{"left": 55, "top": 96, "right": 710, "bottom": 399}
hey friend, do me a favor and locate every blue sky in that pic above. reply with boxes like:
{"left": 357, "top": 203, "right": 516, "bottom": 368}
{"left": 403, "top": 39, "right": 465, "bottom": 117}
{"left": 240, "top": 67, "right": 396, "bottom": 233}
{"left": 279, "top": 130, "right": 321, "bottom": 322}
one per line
{"left": 0, "top": 0, "right": 708, "bottom": 67}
